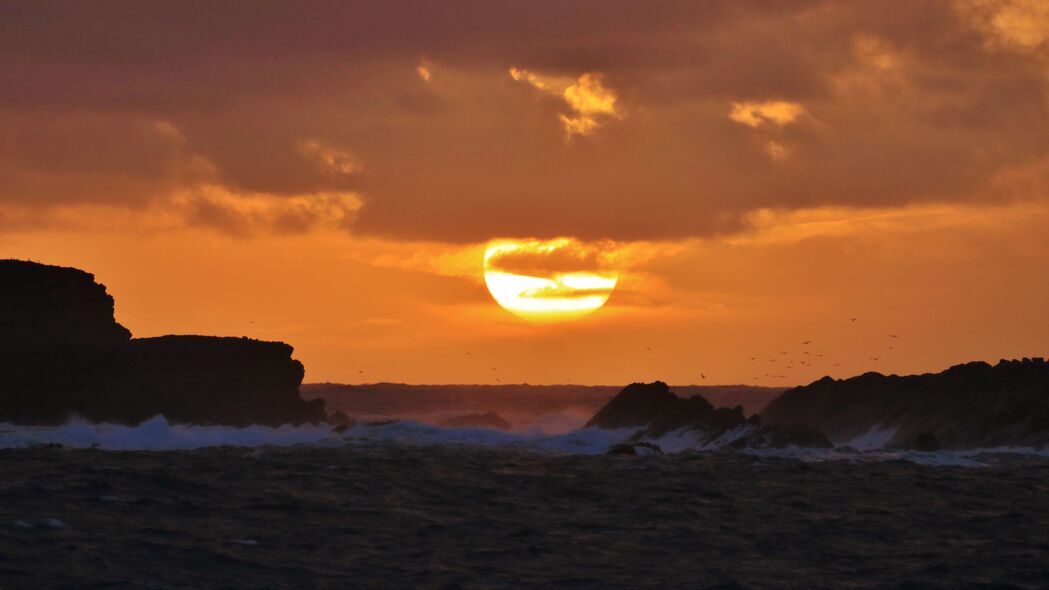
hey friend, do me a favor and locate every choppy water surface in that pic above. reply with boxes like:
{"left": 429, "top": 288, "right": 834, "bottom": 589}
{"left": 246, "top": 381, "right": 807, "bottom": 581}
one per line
{"left": 2, "top": 437, "right": 1049, "bottom": 589}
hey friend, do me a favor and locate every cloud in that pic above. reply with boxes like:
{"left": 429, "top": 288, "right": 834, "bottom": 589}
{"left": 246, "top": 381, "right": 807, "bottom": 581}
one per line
{"left": 728, "top": 100, "right": 805, "bottom": 128}
{"left": 484, "top": 237, "right": 619, "bottom": 276}
{"left": 296, "top": 139, "right": 360, "bottom": 177}
{"left": 417, "top": 63, "right": 432, "bottom": 82}
{"left": 2, "top": 1, "right": 1049, "bottom": 242}
{"left": 955, "top": 0, "right": 1049, "bottom": 53}
{"left": 176, "top": 186, "right": 362, "bottom": 236}
{"left": 510, "top": 68, "right": 620, "bottom": 139}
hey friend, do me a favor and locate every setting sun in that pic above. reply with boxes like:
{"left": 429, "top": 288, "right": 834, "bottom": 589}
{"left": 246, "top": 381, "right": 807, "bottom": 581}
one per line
{"left": 483, "top": 238, "right": 618, "bottom": 321}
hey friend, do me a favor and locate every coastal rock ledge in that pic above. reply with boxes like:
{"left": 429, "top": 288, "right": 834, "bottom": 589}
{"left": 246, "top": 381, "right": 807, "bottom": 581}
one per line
{"left": 586, "top": 381, "right": 832, "bottom": 450}
{"left": 0, "top": 259, "right": 325, "bottom": 426}
{"left": 760, "top": 359, "right": 1049, "bottom": 449}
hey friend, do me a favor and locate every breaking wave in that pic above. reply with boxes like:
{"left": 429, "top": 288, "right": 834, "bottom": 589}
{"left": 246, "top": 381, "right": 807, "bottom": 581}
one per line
{"left": 2, "top": 416, "right": 1047, "bottom": 467}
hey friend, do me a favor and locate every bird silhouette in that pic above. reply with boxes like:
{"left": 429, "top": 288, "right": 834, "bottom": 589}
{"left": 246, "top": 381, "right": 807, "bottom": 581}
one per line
{"left": 645, "top": 346, "right": 652, "bottom": 351}
{"left": 780, "top": 351, "right": 789, "bottom": 355}
{"left": 850, "top": 317, "right": 858, "bottom": 322}
{"left": 870, "top": 357, "right": 879, "bottom": 361}
{"left": 490, "top": 367, "right": 498, "bottom": 372}
{"left": 466, "top": 352, "right": 473, "bottom": 356}
{"left": 700, "top": 373, "right": 707, "bottom": 379}
{"left": 749, "top": 357, "right": 757, "bottom": 361}
{"left": 801, "top": 341, "right": 811, "bottom": 345}
{"left": 888, "top": 346, "right": 894, "bottom": 350}
{"left": 889, "top": 334, "right": 898, "bottom": 338}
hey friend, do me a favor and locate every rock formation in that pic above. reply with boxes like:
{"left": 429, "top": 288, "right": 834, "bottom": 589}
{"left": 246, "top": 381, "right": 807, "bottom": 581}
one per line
{"left": 586, "top": 382, "right": 748, "bottom": 437}
{"left": 0, "top": 259, "right": 325, "bottom": 426}
{"left": 586, "top": 381, "right": 831, "bottom": 449}
{"left": 760, "top": 359, "right": 1049, "bottom": 449}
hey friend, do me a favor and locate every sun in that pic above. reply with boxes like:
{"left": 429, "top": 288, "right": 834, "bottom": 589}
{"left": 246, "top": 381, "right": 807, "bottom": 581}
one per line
{"left": 483, "top": 238, "right": 619, "bottom": 322}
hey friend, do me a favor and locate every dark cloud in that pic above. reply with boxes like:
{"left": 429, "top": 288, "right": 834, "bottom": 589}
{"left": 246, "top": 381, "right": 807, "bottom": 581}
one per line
{"left": 1, "top": 0, "right": 1047, "bottom": 241}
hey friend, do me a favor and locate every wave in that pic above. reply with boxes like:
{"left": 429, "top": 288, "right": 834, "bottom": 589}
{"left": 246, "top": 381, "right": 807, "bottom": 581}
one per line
{"left": 2, "top": 417, "right": 1047, "bottom": 467}
{"left": 0, "top": 416, "right": 334, "bottom": 451}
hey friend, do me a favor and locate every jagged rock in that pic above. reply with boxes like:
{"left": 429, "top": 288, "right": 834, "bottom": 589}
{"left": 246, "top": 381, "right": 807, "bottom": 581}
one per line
{"left": 0, "top": 259, "right": 325, "bottom": 426}
{"left": 326, "top": 410, "right": 355, "bottom": 428}
{"left": 586, "top": 382, "right": 747, "bottom": 437}
{"left": 760, "top": 359, "right": 1049, "bottom": 449}
{"left": 438, "top": 412, "right": 512, "bottom": 430}
{"left": 586, "top": 381, "right": 832, "bottom": 450}
{"left": 903, "top": 432, "right": 941, "bottom": 452}
{"left": 729, "top": 422, "right": 833, "bottom": 449}
{"left": 606, "top": 442, "right": 664, "bottom": 456}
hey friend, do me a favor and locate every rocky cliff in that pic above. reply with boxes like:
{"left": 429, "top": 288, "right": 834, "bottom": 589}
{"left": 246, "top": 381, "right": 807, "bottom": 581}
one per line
{"left": 760, "top": 359, "right": 1049, "bottom": 449}
{"left": 586, "top": 382, "right": 831, "bottom": 449}
{"left": 0, "top": 259, "right": 325, "bottom": 426}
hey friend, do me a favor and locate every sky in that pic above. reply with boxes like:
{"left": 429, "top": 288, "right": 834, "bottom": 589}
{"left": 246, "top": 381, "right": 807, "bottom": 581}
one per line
{"left": 2, "top": 0, "right": 1048, "bottom": 385}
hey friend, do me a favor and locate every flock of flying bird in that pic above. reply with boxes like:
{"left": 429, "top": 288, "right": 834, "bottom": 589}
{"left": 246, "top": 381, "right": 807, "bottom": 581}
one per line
{"left": 735, "top": 317, "right": 901, "bottom": 383}
{"left": 356, "top": 317, "right": 900, "bottom": 386}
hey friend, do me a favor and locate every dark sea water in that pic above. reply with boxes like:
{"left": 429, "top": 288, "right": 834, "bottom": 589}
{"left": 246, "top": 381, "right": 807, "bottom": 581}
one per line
{"left": 2, "top": 442, "right": 1049, "bottom": 589}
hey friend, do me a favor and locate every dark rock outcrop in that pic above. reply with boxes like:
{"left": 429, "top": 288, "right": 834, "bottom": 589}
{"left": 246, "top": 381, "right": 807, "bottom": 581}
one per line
{"left": 586, "top": 382, "right": 748, "bottom": 437}
{"left": 606, "top": 442, "right": 664, "bottom": 456}
{"left": 728, "top": 421, "right": 833, "bottom": 449}
{"left": 587, "top": 381, "right": 830, "bottom": 449}
{"left": 0, "top": 260, "right": 131, "bottom": 346}
{"left": 0, "top": 259, "right": 325, "bottom": 426}
{"left": 437, "top": 412, "right": 512, "bottom": 430}
{"left": 760, "top": 359, "right": 1049, "bottom": 449}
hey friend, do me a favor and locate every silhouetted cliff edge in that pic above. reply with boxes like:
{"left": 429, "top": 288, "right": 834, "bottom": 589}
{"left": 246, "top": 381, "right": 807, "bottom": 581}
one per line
{"left": 0, "top": 260, "right": 324, "bottom": 425}
{"left": 587, "top": 382, "right": 831, "bottom": 449}
{"left": 760, "top": 359, "right": 1049, "bottom": 449}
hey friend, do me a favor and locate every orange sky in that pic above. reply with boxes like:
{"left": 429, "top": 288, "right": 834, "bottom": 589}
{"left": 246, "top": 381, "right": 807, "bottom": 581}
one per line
{"left": 2, "top": 1, "right": 1048, "bottom": 385}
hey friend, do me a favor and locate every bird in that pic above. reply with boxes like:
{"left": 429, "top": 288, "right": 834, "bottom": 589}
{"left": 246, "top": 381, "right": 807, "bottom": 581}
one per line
{"left": 888, "top": 346, "right": 894, "bottom": 350}
{"left": 889, "top": 334, "right": 898, "bottom": 338}
{"left": 700, "top": 373, "right": 707, "bottom": 380}
{"left": 490, "top": 367, "right": 498, "bottom": 372}
{"left": 358, "top": 370, "right": 364, "bottom": 374}
{"left": 870, "top": 357, "right": 879, "bottom": 361}
{"left": 816, "top": 353, "right": 827, "bottom": 358}
{"left": 749, "top": 357, "right": 757, "bottom": 361}
{"left": 801, "top": 341, "right": 811, "bottom": 345}
{"left": 850, "top": 317, "right": 858, "bottom": 322}
{"left": 780, "top": 351, "right": 789, "bottom": 355}
{"left": 495, "top": 378, "right": 502, "bottom": 382}
{"left": 804, "top": 351, "right": 811, "bottom": 356}
{"left": 645, "top": 346, "right": 652, "bottom": 351}
{"left": 466, "top": 352, "right": 473, "bottom": 356}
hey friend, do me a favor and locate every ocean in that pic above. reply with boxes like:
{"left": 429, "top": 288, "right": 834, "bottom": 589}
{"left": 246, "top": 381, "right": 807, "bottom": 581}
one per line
{"left": 2, "top": 419, "right": 1049, "bottom": 588}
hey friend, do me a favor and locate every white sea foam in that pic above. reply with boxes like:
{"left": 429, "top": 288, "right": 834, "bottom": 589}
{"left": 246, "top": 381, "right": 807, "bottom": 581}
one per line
{"left": 841, "top": 424, "right": 899, "bottom": 450}
{"left": 0, "top": 416, "right": 334, "bottom": 451}
{"left": 0, "top": 417, "right": 1045, "bottom": 466}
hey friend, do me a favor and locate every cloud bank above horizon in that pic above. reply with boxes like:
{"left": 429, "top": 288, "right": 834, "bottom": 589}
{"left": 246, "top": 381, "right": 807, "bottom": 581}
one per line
{"left": 2, "top": 0, "right": 1048, "bottom": 242}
